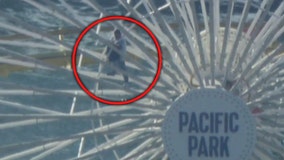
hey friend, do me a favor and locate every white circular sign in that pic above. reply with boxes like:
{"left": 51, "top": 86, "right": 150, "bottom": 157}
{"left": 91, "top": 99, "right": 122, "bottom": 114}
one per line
{"left": 162, "top": 88, "right": 256, "bottom": 160}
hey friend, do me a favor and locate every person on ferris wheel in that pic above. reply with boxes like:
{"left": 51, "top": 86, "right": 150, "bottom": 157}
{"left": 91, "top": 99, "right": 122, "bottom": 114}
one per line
{"left": 106, "top": 29, "right": 129, "bottom": 84}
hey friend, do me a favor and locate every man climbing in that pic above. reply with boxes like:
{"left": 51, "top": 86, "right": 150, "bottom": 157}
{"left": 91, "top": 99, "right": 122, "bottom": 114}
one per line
{"left": 107, "top": 29, "right": 129, "bottom": 84}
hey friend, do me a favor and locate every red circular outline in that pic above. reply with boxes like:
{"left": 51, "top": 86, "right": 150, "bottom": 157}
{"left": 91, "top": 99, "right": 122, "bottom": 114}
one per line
{"left": 72, "top": 16, "right": 162, "bottom": 105}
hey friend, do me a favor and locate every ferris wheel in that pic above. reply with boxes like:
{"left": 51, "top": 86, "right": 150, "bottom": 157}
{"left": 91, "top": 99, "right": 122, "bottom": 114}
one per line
{"left": 0, "top": 0, "right": 284, "bottom": 159}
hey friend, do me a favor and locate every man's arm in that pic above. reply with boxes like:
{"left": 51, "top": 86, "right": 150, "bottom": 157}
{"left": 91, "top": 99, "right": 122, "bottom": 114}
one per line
{"left": 116, "top": 38, "right": 126, "bottom": 60}
{"left": 116, "top": 38, "right": 126, "bottom": 51}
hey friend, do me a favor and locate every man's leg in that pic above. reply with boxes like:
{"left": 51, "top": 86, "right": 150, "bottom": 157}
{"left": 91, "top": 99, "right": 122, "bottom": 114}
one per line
{"left": 107, "top": 61, "right": 116, "bottom": 75}
{"left": 119, "top": 60, "right": 128, "bottom": 83}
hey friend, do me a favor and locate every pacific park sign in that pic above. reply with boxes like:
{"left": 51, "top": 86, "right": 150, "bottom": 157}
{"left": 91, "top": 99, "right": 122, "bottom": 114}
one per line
{"left": 162, "top": 88, "right": 256, "bottom": 160}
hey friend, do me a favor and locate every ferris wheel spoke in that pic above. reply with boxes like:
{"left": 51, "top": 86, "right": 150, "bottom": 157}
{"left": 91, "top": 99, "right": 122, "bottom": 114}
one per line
{"left": 118, "top": 0, "right": 162, "bottom": 38}
{"left": 0, "top": 118, "right": 59, "bottom": 130}
{"left": 245, "top": 0, "right": 269, "bottom": 36}
{"left": 231, "top": 16, "right": 284, "bottom": 93}
{"left": 243, "top": 44, "right": 284, "bottom": 87}
{"left": 0, "top": 10, "right": 77, "bottom": 48}
{"left": 75, "top": 131, "right": 157, "bottom": 160}
{"left": 257, "top": 125, "right": 284, "bottom": 133}
{"left": 118, "top": 0, "right": 186, "bottom": 91}
{"left": 59, "top": 0, "right": 86, "bottom": 22}
{"left": 0, "top": 21, "right": 68, "bottom": 50}
{"left": 0, "top": 40, "right": 60, "bottom": 50}
{"left": 207, "top": 0, "right": 220, "bottom": 85}
{"left": 0, "top": 95, "right": 139, "bottom": 115}
{"left": 258, "top": 130, "right": 284, "bottom": 143}
{"left": 248, "top": 92, "right": 284, "bottom": 107}
{"left": 255, "top": 116, "right": 284, "bottom": 129}
{"left": 120, "top": 137, "right": 158, "bottom": 160}
{"left": 254, "top": 144, "right": 278, "bottom": 160}
{"left": 1, "top": 79, "right": 172, "bottom": 103}
{"left": 250, "top": 80, "right": 284, "bottom": 101}
{"left": 234, "top": 0, "right": 275, "bottom": 74}
{"left": 42, "top": 0, "right": 90, "bottom": 27}
{"left": 22, "top": 0, "right": 81, "bottom": 28}
{"left": 224, "top": 0, "right": 253, "bottom": 82}
{"left": 148, "top": 146, "right": 166, "bottom": 160}
{"left": 30, "top": 139, "right": 77, "bottom": 160}
{"left": 258, "top": 107, "right": 284, "bottom": 115}
{"left": 0, "top": 57, "right": 52, "bottom": 71}
{"left": 175, "top": 1, "right": 204, "bottom": 87}
{"left": 260, "top": 3, "right": 284, "bottom": 39}
{"left": 0, "top": 10, "right": 121, "bottom": 75}
{"left": 146, "top": 0, "right": 194, "bottom": 76}
{"left": 139, "top": 139, "right": 165, "bottom": 160}
{"left": 135, "top": 146, "right": 164, "bottom": 160}
{"left": 257, "top": 136, "right": 284, "bottom": 158}
{"left": 239, "top": 72, "right": 279, "bottom": 101}
{"left": 219, "top": 0, "right": 234, "bottom": 69}
{"left": 0, "top": 22, "right": 106, "bottom": 68}
{"left": 0, "top": 48, "right": 103, "bottom": 89}
{"left": 0, "top": 141, "right": 66, "bottom": 160}
{"left": 0, "top": 47, "right": 59, "bottom": 71}
{"left": 241, "top": 72, "right": 279, "bottom": 99}
{"left": 0, "top": 99, "right": 62, "bottom": 114}
{"left": 0, "top": 119, "right": 141, "bottom": 153}
{"left": 0, "top": 116, "right": 58, "bottom": 129}
{"left": 170, "top": 0, "right": 208, "bottom": 83}
{"left": 0, "top": 112, "right": 164, "bottom": 121}
{"left": 120, "top": 2, "right": 193, "bottom": 86}
{"left": 189, "top": 0, "right": 209, "bottom": 70}
{"left": 148, "top": 0, "right": 205, "bottom": 87}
